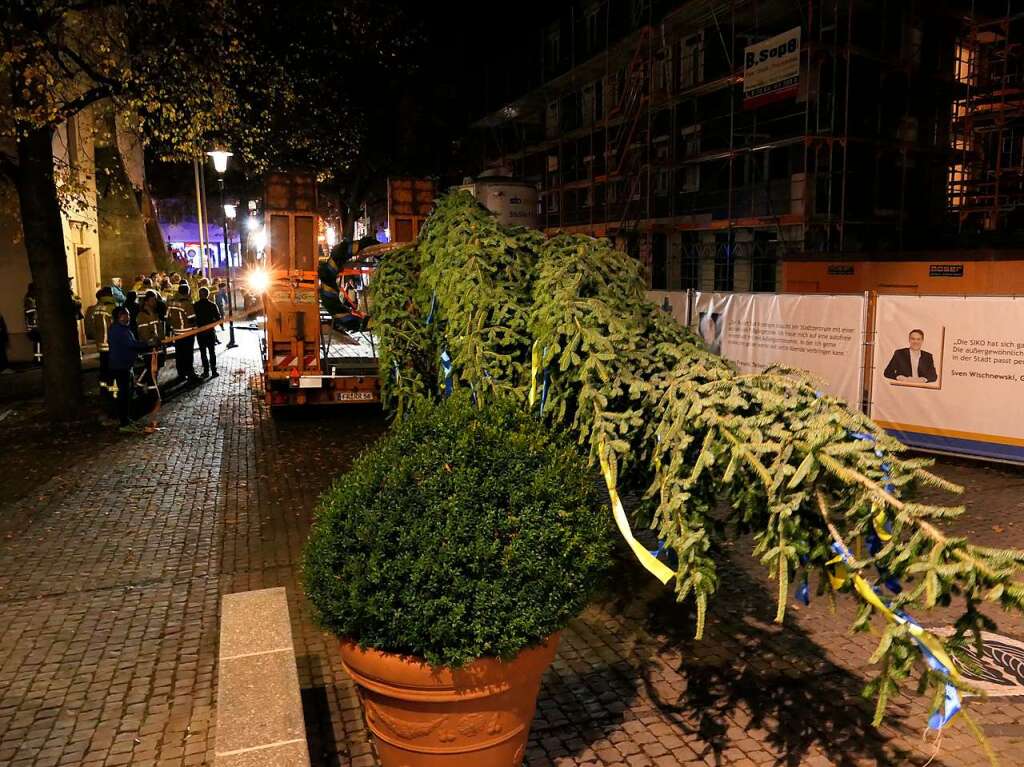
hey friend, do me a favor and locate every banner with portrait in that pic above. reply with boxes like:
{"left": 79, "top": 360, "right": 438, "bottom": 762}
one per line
{"left": 691, "top": 292, "right": 868, "bottom": 406}
{"left": 871, "top": 295, "right": 1024, "bottom": 463}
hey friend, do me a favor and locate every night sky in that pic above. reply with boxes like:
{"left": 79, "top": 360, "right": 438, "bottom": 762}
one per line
{"left": 147, "top": 0, "right": 571, "bottom": 199}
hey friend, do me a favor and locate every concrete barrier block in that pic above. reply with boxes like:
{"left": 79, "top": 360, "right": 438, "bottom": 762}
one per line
{"left": 216, "top": 587, "right": 310, "bottom": 767}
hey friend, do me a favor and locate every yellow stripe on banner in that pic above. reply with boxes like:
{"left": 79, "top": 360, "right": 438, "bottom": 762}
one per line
{"left": 528, "top": 340, "right": 540, "bottom": 408}
{"left": 597, "top": 440, "right": 675, "bottom": 585}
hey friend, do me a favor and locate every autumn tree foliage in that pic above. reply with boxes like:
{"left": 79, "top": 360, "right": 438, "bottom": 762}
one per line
{"left": 1, "top": 0, "right": 410, "bottom": 419}
{"left": 1, "top": 1, "right": 252, "bottom": 417}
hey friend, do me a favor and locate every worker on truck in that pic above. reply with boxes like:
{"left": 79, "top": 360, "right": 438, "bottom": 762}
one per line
{"left": 167, "top": 283, "right": 199, "bottom": 383}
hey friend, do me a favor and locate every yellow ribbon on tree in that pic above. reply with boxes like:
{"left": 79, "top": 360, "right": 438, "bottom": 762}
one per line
{"left": 528, "top": 339, "right": 541, "bottom": 408}
{"left": 597, "top": 439, "right": 675, "bottom": 585}
{"left": 827, "top": 548, "right": 963, "bottom": 684}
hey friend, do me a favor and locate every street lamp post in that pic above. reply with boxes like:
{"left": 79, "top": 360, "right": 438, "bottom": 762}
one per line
{"left": 207, "top": 149, "right": 237, "bottom": 349}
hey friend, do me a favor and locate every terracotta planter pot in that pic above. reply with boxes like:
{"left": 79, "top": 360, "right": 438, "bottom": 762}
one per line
{"left": 340, "top": 633, "right": 561, "bottom": 766}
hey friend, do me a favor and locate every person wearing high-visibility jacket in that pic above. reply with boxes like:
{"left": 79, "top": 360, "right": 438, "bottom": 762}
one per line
{"left": 167, "top": 283, "right": 200, "bottom": 383}
{"left": 135, "top": 291, "right": 165, "bottom": 391}
{"left": 23, "top": 283, "right": 41, "bottom": 363}
{"left": 87, "top": 287, "right": 121, "bottom": 396}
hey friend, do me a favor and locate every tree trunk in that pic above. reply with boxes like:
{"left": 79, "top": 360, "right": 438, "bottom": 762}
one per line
{"left": 16, "top": 125, "right": 84, "bottom": 421}
{"left": 339, "top": 203, "right": 355, "bottom": 242}
{"left": 338, "top": 167, "right": 370, "bottom": 241}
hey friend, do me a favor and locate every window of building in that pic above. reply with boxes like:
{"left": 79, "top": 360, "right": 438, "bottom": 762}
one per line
{"left": 680, "top": 124, "right": 701, "bottom": 158}
{"left": 546, "top": 101, "right": 559, "bottom": 138}
{"left": 651, "top": 233, "right": 668, "bottom": 289}
{"left": 655, "top": 169, "right": 670, "bottom": 196}
{"left": 603, "top": 73, "right": 617, "bottom": 116}
{"left": 680, "top": 235, "right": 700, "bottom": 290}
{"left": 680, "top": 33, "right": 705, "bottom": 89}
{"left": 654, "top": 46, "right": 674, "bottom": 93}
{"left": 585, "top": 4, "right": 602, "bottom": 53}
{"left": 714, "top": 234, "right": 734, "bottom": 291}
{"left": 680, "top": 165, "right": 700, "bottom": 193}
{"left": 561, "top": 92, "right": 581, "bottom": 131}
{"left": 948, "top": 163, "right": 965, "bottom": 209}
{"left": 954, "top": 43, "right": 973, "bottom": 85}
{"left": 632, "top": 0, "right": 651, "bottom": 26}
{"left": 582, "top": 83, "right": 595, "bottom": 125}
{"left": 546, "top": 26, "right": 561, "bottom": 71}
{"left": 629, "top": 175, "right": 642, "bottom": 201}
{"left": 751, "top": 233, "right": 777, "bottom": 292}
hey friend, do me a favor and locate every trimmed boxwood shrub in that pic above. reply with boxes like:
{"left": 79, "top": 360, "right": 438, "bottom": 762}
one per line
{"left": 302, "top": 394, "right": 612, "bottom": 667}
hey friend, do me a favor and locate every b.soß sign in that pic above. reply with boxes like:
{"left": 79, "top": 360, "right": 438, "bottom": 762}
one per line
{"left": 743, "top": 27, "right": 801, "bottom": 108}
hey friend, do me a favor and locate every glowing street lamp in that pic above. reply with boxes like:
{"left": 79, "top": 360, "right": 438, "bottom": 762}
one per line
{"left": 326, "top": 225, "right": 337, "bottom": 250}
{"left": 246, "top": 215, "right": 260, "bottom": 232}
{"left": 206, "top": 148, "right": 232, "bottom": 174}
{"left": 223, "top": 203, "right": 237, "bottom": 220}
{"left": 208, "top": 147, "right": 237, "bottom": 348}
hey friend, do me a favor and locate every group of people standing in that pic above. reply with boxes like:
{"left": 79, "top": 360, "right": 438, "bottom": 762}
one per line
{"left": 87, "top": 272, "right": 229, "bottom": 432}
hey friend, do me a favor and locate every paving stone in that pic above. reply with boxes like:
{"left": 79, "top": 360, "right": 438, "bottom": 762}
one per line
{"left": 2, "top": 334, "right": 1024, "bottom": 766}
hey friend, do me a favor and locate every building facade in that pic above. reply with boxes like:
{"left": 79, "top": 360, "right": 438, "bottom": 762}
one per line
{"left": 471, "top": 0, "right": 1022, "bottom": 294}
{"left": 0, "top": 102, "right": 160, "bottom": 362}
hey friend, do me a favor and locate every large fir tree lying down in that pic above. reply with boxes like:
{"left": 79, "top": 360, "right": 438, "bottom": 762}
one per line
{"left": 371, "top": 191, "right": 1024, "bottom": 751}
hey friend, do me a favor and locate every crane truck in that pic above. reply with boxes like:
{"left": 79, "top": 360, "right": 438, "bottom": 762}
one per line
{"left": 257, "top": 171, "right": 381, "bottom": 408}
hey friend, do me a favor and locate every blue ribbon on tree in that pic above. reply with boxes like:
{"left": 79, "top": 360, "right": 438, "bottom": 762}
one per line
{"left": 830, "top": 542, "right": 962, "bottom": 731}
{"left": 847, "top": 430, "right": 901, "bottom": 592}
{"left": 796, "top": 555, "right": 811, "bottom": 605}
{"left": 440, "top": 350, "right": 453, "bottom": 397}
{"left": 425, "top": 291, "right": 436, "bottom": 326}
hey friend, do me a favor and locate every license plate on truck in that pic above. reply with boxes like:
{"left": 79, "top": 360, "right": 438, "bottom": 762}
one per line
{"left": 334, "top": 391, "right": 375, "bottom": 402}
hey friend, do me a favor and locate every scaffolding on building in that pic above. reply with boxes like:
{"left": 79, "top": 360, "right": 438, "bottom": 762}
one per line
{"left": 948, "top": 0, "right": 1024, "bottom": 233}
{"left": 476, "top": 1, "right": 977, "bottom": 290}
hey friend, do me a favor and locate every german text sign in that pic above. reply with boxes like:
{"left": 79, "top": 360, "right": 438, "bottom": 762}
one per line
{"left": 743, "top": 27, "right": 801, "bottom": 108}
{"left": 692, "top": 291, "right": 866, "bottom": 406}
{"left": 871, "top": 294, "right": 1024, "bottom": 463}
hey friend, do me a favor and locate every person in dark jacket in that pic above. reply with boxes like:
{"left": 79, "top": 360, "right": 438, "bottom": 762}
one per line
{"left": 883, "top": 328, "right": 938, "bottom": 384}
{"left": 193, "top": 287, "right": 222, "bottom": 378}
{"left": 124, "top": 290, "right": 140, "bottom": 329}
{"left": 108, "top": 306, "right": 155, "bottom": 432}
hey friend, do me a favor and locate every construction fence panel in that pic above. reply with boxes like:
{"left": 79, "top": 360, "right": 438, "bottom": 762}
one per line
{"left": 644, "top": 289, "right": 1024, "bottom": 463}
{"left": 689, "top": 291, "right": 869, "bottom": 408}
{"left": 646, "top": 290, "right": 690, "bottom": 326}
{"left": 869, "top": 294, "right": 1024, "bottom": 464}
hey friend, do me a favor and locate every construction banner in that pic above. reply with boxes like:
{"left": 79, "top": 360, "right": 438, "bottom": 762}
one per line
{"left": 743, "top": 27, "right": 801, "bottom": 108}
{"left": 647, "top": 290, "right": 690, "bottom": 326}
{"left": 691, "top": 291, "right": 867, "bottom": 406}
{"left": 870, "top": 295, "right": 1024, "bottom": 463}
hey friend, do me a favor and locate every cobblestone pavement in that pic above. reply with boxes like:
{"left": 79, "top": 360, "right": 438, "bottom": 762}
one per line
{"left": 1, "top": 335, "right": 1024, "bottom": 766}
